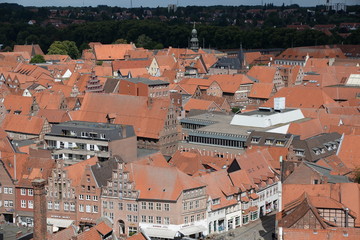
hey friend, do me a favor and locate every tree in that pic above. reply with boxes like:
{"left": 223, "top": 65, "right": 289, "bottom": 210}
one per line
{"left": 353, "top": 167, "right": 360, "bottom": 183}
{"left": 47, "top": 40, "right": 79, "bottom": 59}
{"left": 113, "top": 38, "right": 128, "bottom": 44}
{"left": 30, "top": 54, "right": 45, "bottom": 64}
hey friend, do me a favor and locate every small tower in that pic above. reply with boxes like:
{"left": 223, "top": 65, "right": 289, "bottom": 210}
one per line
{"left": 190, "top": 22, "right": 199, "bottom": 51}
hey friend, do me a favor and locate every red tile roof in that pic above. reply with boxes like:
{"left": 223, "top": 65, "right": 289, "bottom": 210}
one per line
{"left": 1, "top": 114, "right": 47, "bottom": 135}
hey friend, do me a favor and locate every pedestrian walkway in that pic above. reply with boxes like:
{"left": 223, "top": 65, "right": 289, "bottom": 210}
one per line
{"left": 208, "top": 212, "right": 276, "bottom": 240}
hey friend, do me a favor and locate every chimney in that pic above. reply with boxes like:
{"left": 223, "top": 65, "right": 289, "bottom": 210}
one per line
{"left": 32, "top": 179, "right": 47, "bottom": 240}
{"left": 345, "top": 207, "right": 349, "bottom": 227}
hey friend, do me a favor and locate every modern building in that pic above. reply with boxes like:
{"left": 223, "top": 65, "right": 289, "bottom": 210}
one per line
{"left": 44, "top": 121, "right": 137, "bottom": 165}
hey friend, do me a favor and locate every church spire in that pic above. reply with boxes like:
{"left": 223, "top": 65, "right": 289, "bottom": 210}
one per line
{"left": 190, "top": 22, "right": 199, "bottom": 51}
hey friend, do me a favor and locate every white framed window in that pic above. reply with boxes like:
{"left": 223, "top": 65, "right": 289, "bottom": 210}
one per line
{"left": 79, "top": 194, "right": 84, "bottom": 200}
{"left": 127, "top": 203, "right": 132, "bottom": 211}
{"left": 21, "top": 200, "right": 26, "bottom": 208}
{"left": 127, "top": 215, "right": 132, "bottom": 222}
{"left": 93, "top": 196, "right": 98, "bottom": 201}
{"left": 4, "top": 201, "right": 9, "bottom": 207}
{"left": 28, "top": 200, "right": 33, "bottom": 209}
{"left": 86, "top": 195, "right": 91, "bottom": 201}
{"left": 21, "top": 189, "right": 26, "bottom": 196}
{"left": 156, "top": 203, "right": 161, "bottom": 211}
{"left": 79, "top": 204, "right": 84, "bottom": 212}
{"left": 141, "top": 202, "right": 146, "bottom": 210}
{"left": 141, "top": 215, "right": 146, "bottom": 222}
{"left": 118, "top": 202, "right": 123, "bottom": 210}
{"left": 109, "top": 201, "right": 114, "bottom": 209}
{"left": 93, "top": 205, "right": 98, "bottom": 213}
{"left": 64, "top": 202, "right": 69, "bottom": 211}
{"left": 148, "top": 216, "right": 153, "bottom": 223}
{"left": 86, "top": 205, "right": 91, "bottom": 213}
{"left": 28, "top": 189, "right": 33, "bottom": 196}
{"left": 54, "top": 202, "right": 60, "bottom": 210}
{"left": 133, "top": 215, "right": 138, "bottom": 222}
{"left": 156, "top": 216, "right": 161, "bottom": 224}
{"left": 164, "top": 217, "right": 170, "bottom": 225}
{"left": 4, "top": 187, "right": 8, "bottom": 194}
{"left": 164, "top": 203, "right": 170, "bottom": 211}
{"left": 47, "top": 201, "right": 53, "bottom": 209}
{"left": 70, "top": 203, "right": 75, "bottom": 211}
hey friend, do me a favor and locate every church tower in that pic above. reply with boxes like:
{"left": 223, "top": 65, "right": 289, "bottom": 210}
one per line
{"left": 190, "top": 23, "right": 199, "bottom": 51}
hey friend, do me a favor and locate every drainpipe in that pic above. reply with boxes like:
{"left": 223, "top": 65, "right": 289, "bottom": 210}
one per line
{"left": 345, "top": 208, "right": 349, "bottom": 227}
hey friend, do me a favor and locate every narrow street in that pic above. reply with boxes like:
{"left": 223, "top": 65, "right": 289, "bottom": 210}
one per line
{"left": 209, "top": 213, "right": 276, "bottom": 240}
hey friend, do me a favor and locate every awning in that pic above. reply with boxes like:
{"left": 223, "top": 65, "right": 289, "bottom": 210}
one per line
{"left": 47, "top": 218, "right": 74, "bottom": 229}
{"left": 179, "top": 225, "right": 207, "bottom": 236}
{"left": 142, "top": 227, "right": 177, "bottom": 239}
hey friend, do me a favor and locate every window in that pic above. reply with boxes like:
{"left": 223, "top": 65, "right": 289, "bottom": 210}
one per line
{"left": 28, "top": 200, "right": 33, "bottom": 209}
{"left": 28, "top": 189, "right": 33, "bottom": 196}
{"left": 164, "top": 203, "right": 170, "bottom": 211}
{"left": 8, "top": 187, "right": 13, "bottom": 194}
{"left": 156, "top": 216, "right": 161, "bottom": 224}
{"left": 133, "top": 204, "right": 138, "bottom": 212}
{"left": 148, "top": 202, "right": 153, "bottom": 210}
{"left": 148, "top": 216, "right": 154, "bottom": 223}
{"left": 21, "top": 189, "right": 26, "bottom": 195}
{"left": 164, "top": 217, "right": 170, "bottom": 225}
{"left": 133, "top": 215, "right": 138, "bottom": 223}
{"left": 79, "top": 204, "right": 84, "bottom": 212}
{"left": 70, "top": 203, "right": 75, "bottom": 211}
{"left": 295, "top": 149, "right": 305, "bottom": 156}
{"left": 212, "top": 198, "right": 220, "bottom": 205}
{"left": 109, "top": 212, "right": 114, "bottom": 220}
{"left": 100, "top": 134, "right": 106, "bottom": 139}
{"left": 127, "top": 203, "right": 132, "bottom": 211}
{"left": 93, "top": 205, "right": 98, "bottom": 213}
{"left": 127, "top": 215, "right": 132, "bottom": 222}
{"left": 156, "top": 203, "right": 161, "bottom": 211}
{"left": 191, "top": 215, "right": 195, "bottom": 222}
{"left": 141, "top": 215, "right": 147, "bottom": 222}
{"left": 89, "top": 144, "right": 94, "bottom": 151}
{"left": 243, "top": 214, "right": 249, "bottom": 224}
{"left": 251, "top": 137, "right": 260, "bottom": 143}
{"left": 79, "top": 194, "right": 84, "bottom": 200}
{"left": 103, "top": 201, "right": 107, "bottom": 208}
{"left": 64, "top": 202, "right": 69, "bottom": 211}
{"left": 54, "top": 202, "right": 60, "bottom": 210}
{"left": 4, "top": 201, "right": 9, "bottom": 207}
{"left": 86, "top": 195, "right": 91, "bottom": 200}
{"left": 93, "top": 196, "right": 98, "bottom": 201}
{"left": 118, "top": 203, "right": 123, "bottom": 210}
{"left": 128, "top": 227, "right": 137, "bottom": 236}
{"left": 48, "top": 201, "right": 53, "bottom": 209}
{"left": 21, "top": 200, "right": 26, "bottom": 208}
{"left": 189, "top": 201, "right": 194, "bottom": 209}
{"left": 109, "top": 201, "right": 114, "bottom": 209}
{"left": 183, "top": 202, "right": 187, "bottom": 210}
{"left": 184, "top": 216, "right": 188, "bottom": 224}
{"left": 195, "top": 200, "right": 199, "bottom": 208}
{"left": 86, "top": 205, "right": 91, "bottom": 213}
{"left": 141, "top": 202, "right": 146, "bottom": 210}
{"left": 275, "top": 140, "right": 285, "bottom": 146}
{"left": 4, "top": 187, "right": 8, "bottom": 194}
{"left": 265, "top": 139, "right": 274, "bottom": 145}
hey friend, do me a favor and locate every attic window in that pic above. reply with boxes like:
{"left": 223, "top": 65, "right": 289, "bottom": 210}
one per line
{"left": 212, "top": 198, "right": 220, "bottom": 205}
{"left": 14, "top": 110, "right": 21, "bottom": 115}
{"left": 265, "top": 139, "right": 274, "bottom": 145}
{"left": 275, "top": 140, "right": 285, "bottom": 146}
{"left": 251, "top": 137, "right": 260, "bottom": 144}
{"left": 294, "top": 149, "right": 304, "bottom": 156}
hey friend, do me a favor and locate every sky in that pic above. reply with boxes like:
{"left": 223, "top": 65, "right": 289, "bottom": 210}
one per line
{"left": 2, "top": 0, "right": 358, "bottom": 8}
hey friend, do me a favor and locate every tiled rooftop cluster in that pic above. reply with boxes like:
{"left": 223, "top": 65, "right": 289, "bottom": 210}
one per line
{"left": 0, "top": 42, "right": 359, "bottom": 240}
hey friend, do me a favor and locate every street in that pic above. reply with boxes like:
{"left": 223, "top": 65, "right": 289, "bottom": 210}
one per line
{"left": 209, "top": 213, "right": 276, "bottom": 240}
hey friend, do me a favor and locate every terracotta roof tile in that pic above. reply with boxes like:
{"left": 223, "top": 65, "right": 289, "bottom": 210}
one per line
{"left": 1, "top": 114, "right": 47, "bottom": 135}
{"left": 94, "top": 43, "right": 135, "bottom": 61}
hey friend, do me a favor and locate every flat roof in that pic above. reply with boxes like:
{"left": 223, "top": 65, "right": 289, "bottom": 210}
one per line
{"left": 57, "top": 121, "right": 128, "bottom": 130}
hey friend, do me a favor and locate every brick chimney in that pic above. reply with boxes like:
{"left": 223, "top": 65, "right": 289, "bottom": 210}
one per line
{"left": 32, "top": 179, "right": 47, "bottom": 240}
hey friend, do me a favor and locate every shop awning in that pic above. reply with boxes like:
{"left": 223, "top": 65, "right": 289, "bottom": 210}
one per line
{"left": 142, "top": 227, "right": 177, "bottom": 239}
{"left": 47, "top": 218, "right": 74, "bottom": 229}
{"left": 179, "top": 225, "right": 207, "bottom": 236}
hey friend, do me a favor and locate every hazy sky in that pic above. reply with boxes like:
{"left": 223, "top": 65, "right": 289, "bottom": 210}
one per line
{"left": 2, "top": 0, "right": 358, "bottom": 8}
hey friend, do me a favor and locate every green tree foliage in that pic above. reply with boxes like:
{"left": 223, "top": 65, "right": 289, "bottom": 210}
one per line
{"left": 47, "top": 40, "right": 79, "bottom": 59}
{"left": 30, "top": 54, "right": 45, "bottom": 63}
{"left": 113, "top": 38, "right": 128, "bottom": 44}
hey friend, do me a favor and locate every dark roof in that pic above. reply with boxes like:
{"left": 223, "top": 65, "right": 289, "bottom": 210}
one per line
{"left": 125, "top": 77, "right": 169, "bottom": 86}
{"left": 103, "top": 78, "right": 119, "bottom": 93}
{"left": 304, "top": 162, "right": 350, "bottom": 183}
{"left": 91, "top": 157, "right": 119, "bottom": 187}
{"left": 246, "top": 131, "right": 293, "bottom": 147}
{"left": 137, "top": 148, "right": 159, "bottom": 158}
{"left": 292, "top": 132, "right": 342, "bottom": 162}
{"left": 211, "top": 57, "right": 242, "bottom": 70}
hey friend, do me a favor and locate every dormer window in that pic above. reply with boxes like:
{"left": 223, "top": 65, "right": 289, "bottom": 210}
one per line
{"left": 251, "top": 137, "right": 260, "bottom": 144}
{"left": 275, "top": 140, "right": 285, "bottom": 146}
{"left": 265, "top": 139, "right": 274, "bottom": 145}
{"left": 212, "top": 198, "right": 220, "bottom": 205}
{"left": 294, "top": 149, "right": 305, "bottom": 156}
{"left": 312, "top": 148, "right": 321, "bottom": 155}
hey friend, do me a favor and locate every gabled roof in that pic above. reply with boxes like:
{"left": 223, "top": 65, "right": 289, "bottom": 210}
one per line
{"left": 247, "top": 66, "right": 277, "bottom": 84}
{"left": 184, "top": 98, "right": 221, "bottom": 112}
{"left": 248, "top": 82, "right": 274, "bottom": 99}
{"left": 14, "top": 44, "right": 44, "bottom": 56}
{"left": 337, "top": 135, "right": 360, "bottom": 170}
{"left": 3, "top": 94, "right": 34, "bottom": 115}
{"left": 94, "top": 43, "right": 135, "bottom": 61}
{"left": 64, "top": 156, "right": 98, "bottom": 186}
{"left": 262, "top": 86, "right": 341, "bottom": 109}
{"left": 2, "top": 114, "right": 46, "bottom": 135}
{"left": 129, "top": 163, "right": 205, "bottom": 201}
{"left": 206, "top": 74, "right": 253, "bottom": 93}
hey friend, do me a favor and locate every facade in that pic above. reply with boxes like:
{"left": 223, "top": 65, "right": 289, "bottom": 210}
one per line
{"left": 46, "top": 158, "right": 101, "bottom": 229}
{"left": 45, "top": 121, "right": 137, "bottom": 165}
{"left": 94, "top": 157, "right": 208, "bottom": 238}
{"left": 118, "top": 78, "right": 170, "bottom": 98}
{"left": 0, "top": 160, "right": 15, "bottom": 223}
